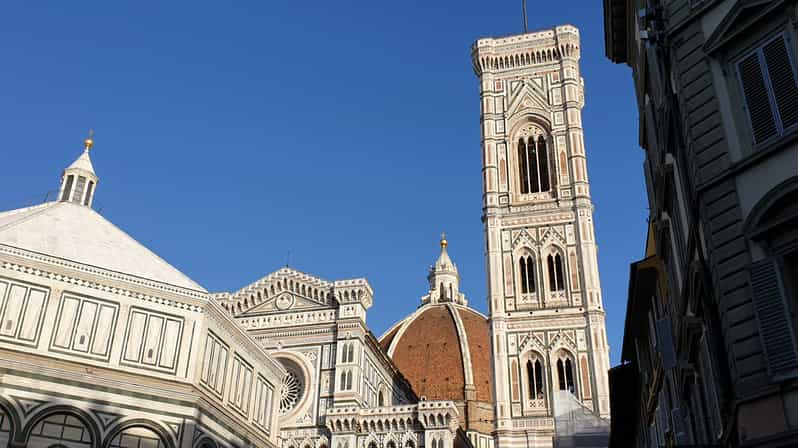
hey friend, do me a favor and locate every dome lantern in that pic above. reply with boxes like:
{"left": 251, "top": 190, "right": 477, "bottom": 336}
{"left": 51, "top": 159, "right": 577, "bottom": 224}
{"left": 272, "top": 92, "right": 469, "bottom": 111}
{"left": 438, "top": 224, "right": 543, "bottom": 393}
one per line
{"left": 424, "top": 233, "right": 467, "bottom": 306}
{"left": 58, "top": 131, "right": 99, "bottom": 208}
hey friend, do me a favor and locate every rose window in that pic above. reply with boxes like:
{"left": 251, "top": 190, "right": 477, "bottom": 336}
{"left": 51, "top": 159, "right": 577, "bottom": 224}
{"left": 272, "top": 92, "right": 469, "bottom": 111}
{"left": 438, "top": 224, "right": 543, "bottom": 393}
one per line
{"left": 278, "top": 358, "right": 305, "bottom": 415}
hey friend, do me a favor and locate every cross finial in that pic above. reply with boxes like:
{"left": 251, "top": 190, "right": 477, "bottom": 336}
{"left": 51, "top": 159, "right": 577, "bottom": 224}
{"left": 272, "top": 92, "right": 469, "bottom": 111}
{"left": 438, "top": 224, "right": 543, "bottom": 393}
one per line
{"left": 83, "top": 129, "right": 94, "bottom": 152}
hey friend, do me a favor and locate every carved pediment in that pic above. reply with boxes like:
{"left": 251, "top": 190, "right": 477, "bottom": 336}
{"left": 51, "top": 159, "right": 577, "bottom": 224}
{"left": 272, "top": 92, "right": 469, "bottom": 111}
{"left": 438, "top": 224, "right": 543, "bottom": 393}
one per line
{"left": 223, "top": 267, "right": 333, "bottom": 316}
{"left": 539, "top": 227, "right": 566, "bottom": 249}
{"left": 506, "top": 79, "right": 550, "bottom": 118}
{"left": 548, "top": 330, "right": 577, "bottom": 352}
{"left": 512, "top": 228, "right": 537, "bottom": 250}
{"left": 704, "top": 0, "right": 786, "bottom": 54}
{"left": 239, "top": 291, "right": 333, "bottom": 316}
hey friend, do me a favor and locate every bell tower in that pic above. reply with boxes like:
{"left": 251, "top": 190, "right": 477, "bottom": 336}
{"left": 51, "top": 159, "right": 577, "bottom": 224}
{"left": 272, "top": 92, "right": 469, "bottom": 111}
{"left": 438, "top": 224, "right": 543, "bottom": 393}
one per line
{"left": 471, "top": 25, "right": 610, "bottom": 446}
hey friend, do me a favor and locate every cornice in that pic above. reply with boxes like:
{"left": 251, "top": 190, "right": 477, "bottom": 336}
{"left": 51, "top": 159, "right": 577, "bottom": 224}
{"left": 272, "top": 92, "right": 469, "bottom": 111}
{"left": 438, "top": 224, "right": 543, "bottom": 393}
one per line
{"left": 0, "top": 248, "right": 204, "bottom": 312}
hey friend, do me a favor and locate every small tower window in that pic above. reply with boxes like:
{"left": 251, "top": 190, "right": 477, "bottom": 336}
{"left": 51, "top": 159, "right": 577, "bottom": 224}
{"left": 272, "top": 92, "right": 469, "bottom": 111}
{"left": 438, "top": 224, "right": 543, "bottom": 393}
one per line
{"left": 71, "top": 176, "right": 87, "bottom": 204}
{"left": 61, "top": 175, "right": 74, "bottom": 201}
{"left": 519, "top": 255, "right": 536, "bottom": 294}
{"left": 556, "top": 357, "right": 575, "bottom": 393}
{"left": 547, "top": 253, "right": 565, "bottom": 292}
{"left": 517, "top": 134, "right": 551, "bottom": 194}
{"left": 526, "top": 358, "right": 544, "bottom": 399}
{"left": 83, "top": 181, "right": 94, "bottom": 206}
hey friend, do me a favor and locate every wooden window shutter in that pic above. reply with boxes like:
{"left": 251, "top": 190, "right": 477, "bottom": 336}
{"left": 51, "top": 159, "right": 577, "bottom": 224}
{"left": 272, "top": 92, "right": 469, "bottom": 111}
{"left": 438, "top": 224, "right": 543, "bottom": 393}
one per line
{"left": 750, "top": 259, "right": 798, "bottom": 379}
{"left": 763, "top": 36, "right": 798, "bottom": 130}
{"left": 656, "top": 317, "right": 677, "bottom": 370}
{"left": 739, "top": 52, "right": 779, "bottom": 143}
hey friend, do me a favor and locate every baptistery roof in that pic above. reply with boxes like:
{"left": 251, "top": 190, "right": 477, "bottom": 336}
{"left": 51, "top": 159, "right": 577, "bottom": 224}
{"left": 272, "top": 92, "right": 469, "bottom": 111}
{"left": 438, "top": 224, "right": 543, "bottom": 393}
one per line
{"left": 379, "top": 302, "right": 493, "bottom": 403}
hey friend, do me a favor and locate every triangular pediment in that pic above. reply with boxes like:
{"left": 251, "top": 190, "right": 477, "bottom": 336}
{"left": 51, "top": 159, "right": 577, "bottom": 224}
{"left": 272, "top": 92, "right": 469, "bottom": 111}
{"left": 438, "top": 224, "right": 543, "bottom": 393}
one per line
{"left": 239, "top": 291, "right": 333, "bottom": 315}
{"left": 512, "top": 228, "right": 536, "bottom": 250}
{"left": 506, "top": 79, "right": 550, "bottom": 117}
{"left": 222, "top": 267, "right": 334, "bottom": 316}
{"left": 705, "top": 0, "right": 785, "bottom": 54}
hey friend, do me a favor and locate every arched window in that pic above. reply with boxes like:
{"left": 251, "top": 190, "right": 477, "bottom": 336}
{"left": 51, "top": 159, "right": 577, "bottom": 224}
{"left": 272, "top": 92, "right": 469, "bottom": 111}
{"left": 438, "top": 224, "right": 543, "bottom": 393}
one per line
{"left": 556, "top": 358, "right": 575, "bottom": 392}
{"left": 61, "top": 175, "right": 75, "bottom": 201}
{"left": 346, "top": 371, "right": 353, "bottom": 390}
{"left": 547, "top": 254, "right": 565, "bottom": 292}
{"left": 26, "top": 412, "right": 93, "bottom": 448}
{"left": 108, "top": 426, "right": 166, "bottom": 448}
{"left": 565, "top": 358, "right": 575, "bottom": 392}
{"left": 347, "top": 344, "right": 355, "bottom": 363}
{"left": 440, "top": 282, "right": 445, "bottom": 300}
{"left": 526, "top": 359, "right": 544, "bottom": 399}
{"left": 340, "top": 372, "right": 347, "bottom": 390}
{"left": 378, "top": 391, "right": 385, "bottom": 407}
{"left": 518, "top": 139, "right": 529, "bottom": 194}
{"left": 517, "top": 134, "right": 551, "bottom": 194}
{"left": 387, "top": 441, "right": 396, "bottom": 448}
{"left": 537, "top": 135, "right": 550, "bottom": 191}
{"left": 518, "top": 255, "right": 536, "bottom": 294}
{"left": 83, "top": 181, "right": 94, "bottom": 206}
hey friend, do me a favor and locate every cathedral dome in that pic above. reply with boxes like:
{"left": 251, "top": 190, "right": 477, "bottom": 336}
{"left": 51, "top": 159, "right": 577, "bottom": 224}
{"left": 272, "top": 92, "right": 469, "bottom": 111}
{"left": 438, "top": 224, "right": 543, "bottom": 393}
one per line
{"left": 378, "top": 236, "right": 494, "bottom": 433}
{"left": 379, "top": 303, "right": 493, "bottom": 403}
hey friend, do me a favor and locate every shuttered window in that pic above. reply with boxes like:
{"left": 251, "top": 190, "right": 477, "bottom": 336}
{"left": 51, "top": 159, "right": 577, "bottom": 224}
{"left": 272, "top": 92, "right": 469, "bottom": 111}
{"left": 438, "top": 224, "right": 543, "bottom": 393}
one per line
{"left": 737, "top": 34, "right": 798, "bottom": 143}
{"left": 750, "top": 259, "right": 798, "bottom": 379}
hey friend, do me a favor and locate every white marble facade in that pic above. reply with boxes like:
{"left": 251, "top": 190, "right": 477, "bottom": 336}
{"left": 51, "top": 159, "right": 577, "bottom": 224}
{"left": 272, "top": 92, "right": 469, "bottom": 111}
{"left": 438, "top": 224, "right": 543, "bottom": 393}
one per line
{"left": 0, "top": 23, "right": 610, "bottom": 448}
{"left": 0, "top": 140, "right": 284, "bottom": 448}
{"left": 471, "top": 25, "right": 611, "bottom": 447}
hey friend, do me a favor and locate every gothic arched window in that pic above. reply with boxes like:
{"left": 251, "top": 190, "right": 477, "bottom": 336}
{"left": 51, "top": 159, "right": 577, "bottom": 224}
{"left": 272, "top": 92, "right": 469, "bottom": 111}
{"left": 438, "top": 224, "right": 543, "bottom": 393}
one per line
{"left": 556, "top": 358, "right": 575, "bottom": 392}
{"left": 519, "top": 255, "right": 536, "bottom": 294}
{"left": 526, "top": 359, "right": 544, "bottom": 399}
{"left": 517, "top": 134, "right": 551, "bottom": 194}
{"left": 378, "top": 391, "right": 385, "bottom": 407}
{"left": 547, "top": 253, "right": 565, "bottom": 292}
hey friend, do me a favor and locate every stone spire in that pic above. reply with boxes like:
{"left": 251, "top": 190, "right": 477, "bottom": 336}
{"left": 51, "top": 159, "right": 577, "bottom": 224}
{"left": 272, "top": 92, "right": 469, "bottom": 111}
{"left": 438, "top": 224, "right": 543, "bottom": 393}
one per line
{"left": 58, "top": 132, "right": 99, "bottom": 207}
{"left": 423, "top": 233, "right": 467, "bottom": 306}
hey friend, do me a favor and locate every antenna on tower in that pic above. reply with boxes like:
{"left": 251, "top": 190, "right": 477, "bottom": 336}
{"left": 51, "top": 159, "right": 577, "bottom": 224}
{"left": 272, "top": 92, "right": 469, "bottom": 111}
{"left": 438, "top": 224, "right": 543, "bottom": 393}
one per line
{"left": 522, "top": 0, "right": 528, "bottom": 33}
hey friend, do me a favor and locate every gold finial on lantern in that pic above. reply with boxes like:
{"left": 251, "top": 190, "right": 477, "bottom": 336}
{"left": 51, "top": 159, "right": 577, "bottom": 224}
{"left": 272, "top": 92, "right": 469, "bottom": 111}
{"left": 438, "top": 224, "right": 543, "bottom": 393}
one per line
{"left": 83, "top": 129, "right": 94, "bottom": 151}
{"left": 440, "top": 232, "right": 448, "bottom": 249}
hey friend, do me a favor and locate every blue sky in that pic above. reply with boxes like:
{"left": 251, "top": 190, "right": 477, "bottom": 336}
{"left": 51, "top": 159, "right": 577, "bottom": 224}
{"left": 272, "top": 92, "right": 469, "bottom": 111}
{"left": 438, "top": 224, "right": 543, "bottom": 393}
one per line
{"left": 0, "top": 1, "right": 646, "bottom": 365}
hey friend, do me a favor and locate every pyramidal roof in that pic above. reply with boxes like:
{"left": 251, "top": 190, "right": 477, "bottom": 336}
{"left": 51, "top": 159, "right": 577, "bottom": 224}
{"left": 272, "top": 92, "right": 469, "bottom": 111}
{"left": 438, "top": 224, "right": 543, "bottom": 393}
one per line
{"left": 0, "top": 201, "right": 206, "bottom": 291}
{"left": 66, "top": 149, "right": 96, "bottom": 175}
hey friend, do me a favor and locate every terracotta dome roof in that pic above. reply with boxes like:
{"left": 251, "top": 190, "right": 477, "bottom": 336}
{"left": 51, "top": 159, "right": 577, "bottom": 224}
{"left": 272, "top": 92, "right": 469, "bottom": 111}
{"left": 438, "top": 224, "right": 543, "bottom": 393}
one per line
{"left": 379, "top": 303, "right": 493, "bottom": 403}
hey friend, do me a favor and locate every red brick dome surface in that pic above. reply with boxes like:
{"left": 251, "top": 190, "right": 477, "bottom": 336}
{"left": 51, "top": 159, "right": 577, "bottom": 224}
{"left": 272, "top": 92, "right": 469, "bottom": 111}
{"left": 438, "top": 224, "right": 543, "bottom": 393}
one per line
{"left": 379, "top": 304, "right": 493, "bottom": 403}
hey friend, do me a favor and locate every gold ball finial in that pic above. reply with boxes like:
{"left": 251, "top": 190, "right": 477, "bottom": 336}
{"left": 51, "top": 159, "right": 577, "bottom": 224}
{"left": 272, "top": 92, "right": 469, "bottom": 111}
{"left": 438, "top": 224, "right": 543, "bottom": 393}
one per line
{"left": 440, "top": 232, "right": 448, "bottom": 249}
{"left": 83, "top": 129, "right": 94, "bottom": 151}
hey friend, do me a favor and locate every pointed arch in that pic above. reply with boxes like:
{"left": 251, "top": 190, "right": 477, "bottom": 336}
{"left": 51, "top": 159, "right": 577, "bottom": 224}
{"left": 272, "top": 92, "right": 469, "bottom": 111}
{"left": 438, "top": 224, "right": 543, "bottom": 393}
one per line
{"left": 518, "top": 138, "right": 529, "bottom": 194}
{"left": 526, "top": 357, "right": 545, "bottom": 399}
{"left": 537, "top": 135, "right": 550, "bottom": 192}
{"left": 554, "top": 350, "right": 576, "bottom": 394}
{"left": 547, "top": 252, "right": 566, "bottom": 292}
{"left": 514, "top": 123, "right": 552, "bottom": 195}
{"left": 518, "top": 252, "right": 536, "bottom": 294}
